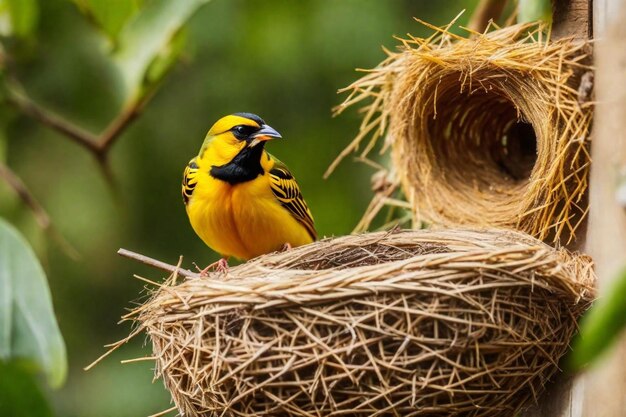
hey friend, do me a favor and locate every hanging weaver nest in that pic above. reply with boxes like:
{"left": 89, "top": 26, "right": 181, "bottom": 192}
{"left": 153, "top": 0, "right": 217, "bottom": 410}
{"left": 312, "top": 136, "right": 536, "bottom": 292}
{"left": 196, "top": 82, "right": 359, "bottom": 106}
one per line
{"left": 330, "top": 20, "right": 593, "bottom": 244}
{"left": 127, "top": 229, "right": 594, "bottom": 416}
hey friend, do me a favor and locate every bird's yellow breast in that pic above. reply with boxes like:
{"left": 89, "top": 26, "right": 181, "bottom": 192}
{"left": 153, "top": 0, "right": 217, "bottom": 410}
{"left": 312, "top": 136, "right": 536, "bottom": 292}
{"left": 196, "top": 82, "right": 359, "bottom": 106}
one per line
{"left": 186, "top": 169, "right": 313, "bottom": 260}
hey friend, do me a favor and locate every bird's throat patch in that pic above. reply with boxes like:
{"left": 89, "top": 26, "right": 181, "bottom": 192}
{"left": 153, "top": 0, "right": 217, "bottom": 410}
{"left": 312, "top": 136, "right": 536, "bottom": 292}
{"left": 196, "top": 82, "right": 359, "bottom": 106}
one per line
{"left": 210, "top": 145, "right": 265, "bottom": 184}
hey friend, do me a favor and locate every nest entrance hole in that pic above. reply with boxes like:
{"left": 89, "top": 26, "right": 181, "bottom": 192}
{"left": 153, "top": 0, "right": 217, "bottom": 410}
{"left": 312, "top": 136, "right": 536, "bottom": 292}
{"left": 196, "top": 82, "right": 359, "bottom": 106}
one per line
{"left": 338, "top": 21, "right": 593, "bottom": 242}
{"left": 428, "top": 82, "right": 539, "bottom": 192}
{"left": 499, "top": 120, "right": 537, "bottom": 179}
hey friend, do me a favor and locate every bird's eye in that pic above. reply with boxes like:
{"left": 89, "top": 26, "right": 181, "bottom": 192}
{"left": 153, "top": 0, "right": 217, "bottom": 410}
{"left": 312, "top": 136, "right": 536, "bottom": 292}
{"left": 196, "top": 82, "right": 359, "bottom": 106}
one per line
{"left": 232, "top": 125, "right": 250, "bottom": 140}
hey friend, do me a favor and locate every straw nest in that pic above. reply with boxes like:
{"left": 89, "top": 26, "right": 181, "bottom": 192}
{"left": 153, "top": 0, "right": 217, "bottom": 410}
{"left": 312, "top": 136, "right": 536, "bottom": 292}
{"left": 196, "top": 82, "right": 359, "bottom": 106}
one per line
{"left": 332, "top": 21, "right": 593, "bottom": 243}
{"left": 130, "top": 229, "right": 594, "bottom": 416}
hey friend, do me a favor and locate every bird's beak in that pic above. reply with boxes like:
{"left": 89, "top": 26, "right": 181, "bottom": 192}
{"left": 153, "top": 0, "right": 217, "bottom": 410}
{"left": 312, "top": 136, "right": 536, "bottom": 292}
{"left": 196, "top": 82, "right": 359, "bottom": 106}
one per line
{"left": 249, "top": 124, "right": 282, "bottom": 147}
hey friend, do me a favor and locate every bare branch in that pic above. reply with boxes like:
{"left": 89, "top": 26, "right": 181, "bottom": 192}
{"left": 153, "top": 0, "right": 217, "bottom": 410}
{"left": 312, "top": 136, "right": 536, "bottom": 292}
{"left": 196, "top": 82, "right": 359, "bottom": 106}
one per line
{"left": 0, "top": 162, "right": 50, "bottom": 228}
{"left": 468, "top": 0, "right": 508, "bottom": 33}
{"left": 97, "top": 104, "right": 141, "bottom": 152}
{"left": 4, "top": 79, "right": 152, "bottom": 179}
{"left": 5, "top": 86, "right": 99, "bottom": 152}
{"left": 117, "top": 248, "right": 200, "bottom": 279}
{"left": 0, "top": 162, "right": 79, "bottom": 258}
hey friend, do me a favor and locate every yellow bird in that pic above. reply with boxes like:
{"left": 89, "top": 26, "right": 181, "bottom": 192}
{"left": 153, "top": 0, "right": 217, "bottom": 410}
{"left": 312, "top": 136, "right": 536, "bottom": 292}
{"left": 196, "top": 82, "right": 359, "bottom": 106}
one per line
{"left": 182, "top": 113, "right": 316, "bottom": 271}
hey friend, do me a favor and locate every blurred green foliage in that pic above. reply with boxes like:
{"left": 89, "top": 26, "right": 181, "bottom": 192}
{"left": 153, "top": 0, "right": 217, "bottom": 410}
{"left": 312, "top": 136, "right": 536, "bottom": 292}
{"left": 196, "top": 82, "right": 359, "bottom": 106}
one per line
{"left": 112, "top": 0, "right": 210, "bottom": 105}
{"left": 0, "top": 0, "right": 477, "bottom": 415}
{"left": 0, "top": 218, "right": 67, "bottom": 388}
{"left": 0, "top": 0, "right": 39, "bottom": 38}
{"left": 73, "top": 0, "right": 141, "bottom": 41}
{"left": 0, "top": 360, "right": 54, "bottom": 417}
{"left": 518, "top": 0, "right": 552, "bottom": 24}
{"left": 569, "top": 267, "right": 626, "bottom": 371}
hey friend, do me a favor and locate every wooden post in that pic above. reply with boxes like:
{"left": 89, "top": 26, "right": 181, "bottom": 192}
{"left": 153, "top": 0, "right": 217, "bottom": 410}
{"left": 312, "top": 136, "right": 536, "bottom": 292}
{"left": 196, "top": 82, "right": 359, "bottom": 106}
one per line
{"left": 582, "top": 0, "right": 626, "bottom": 416}
{"left": 551, "top": 0, "right": 592, "bottom": 39}
{"left": 526, "top": 1, "right": 626, "bottom": 416}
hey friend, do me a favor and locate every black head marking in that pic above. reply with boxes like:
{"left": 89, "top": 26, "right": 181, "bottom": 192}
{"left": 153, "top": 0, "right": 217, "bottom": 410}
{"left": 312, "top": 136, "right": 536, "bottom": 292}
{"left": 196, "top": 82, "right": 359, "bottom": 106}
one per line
{"left": 209, "top": 113, "right": 270, "bottom": 183}
{"left": 233, "top": 112, "right": 265, "bottom": 127}
{"left": 231, "top": 124, "right": 258, "bottom": 140}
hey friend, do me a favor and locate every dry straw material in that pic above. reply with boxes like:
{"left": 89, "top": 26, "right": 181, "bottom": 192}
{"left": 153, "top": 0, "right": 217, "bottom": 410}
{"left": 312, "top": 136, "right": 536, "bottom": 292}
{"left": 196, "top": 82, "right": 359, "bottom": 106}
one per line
{"left": 331, "top": 21, "right": 593, "bottom": 244}
{"left": 129, "top": 229, "right": 594, "bottom": 416}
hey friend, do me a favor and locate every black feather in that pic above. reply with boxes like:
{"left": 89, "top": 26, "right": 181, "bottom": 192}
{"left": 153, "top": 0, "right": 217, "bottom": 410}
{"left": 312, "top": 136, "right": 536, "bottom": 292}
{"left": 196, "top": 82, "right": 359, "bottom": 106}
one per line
{"left": 210, "top": 144, "right": 265, "bottom": 184}
{"left": 232, "top": 112, "right": 265, "bottom": 126}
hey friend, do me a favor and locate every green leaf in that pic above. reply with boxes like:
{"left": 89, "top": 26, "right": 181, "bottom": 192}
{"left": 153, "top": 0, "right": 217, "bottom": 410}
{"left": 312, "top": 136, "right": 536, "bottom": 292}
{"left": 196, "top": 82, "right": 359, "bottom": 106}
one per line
{"left": 0, "top": 218, "right": 67, "bottom": 388}
{"left": 144, "top": 27, "right": 187, "bottom": 88}
{"left": 0, "top": 360, "right": 54, "bottom": 417}
{"left": 112, "top": 0, "right": 210, "bottom": 105}
{"left": 568, "top": 267, "right": 626, "bottom": 371}
{"left": 73, "top": 0, "right": 141, "bottom": 41}
{"left": 518, "top": 0, "right": 552, "bottom": 24}
{"left": 0, "top": 0, "right": 39, "bottom": 37}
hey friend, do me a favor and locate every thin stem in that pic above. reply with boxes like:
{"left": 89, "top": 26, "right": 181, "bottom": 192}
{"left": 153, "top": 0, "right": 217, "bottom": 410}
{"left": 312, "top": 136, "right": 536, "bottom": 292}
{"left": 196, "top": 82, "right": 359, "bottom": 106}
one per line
{"left": 5, "top": 86, "right": 99, "bottom": 152}
{"left": 468, "top": 0, "right": 508, "bottom": 33}
{"left": 0, "top": 162, "right": 79, "bottom": 258}
{"left": 97, "top": 104, "right": 140, "bottom": 152}
{"left": 0, "top": 162, "right": 50, "bottom": 228}
{"left": 117, "top": 248, "right": 200, "bottom": 279}
{"left": 5, "top": 78, "right": 151, "bottom": 168}
{"left": 93, "top": 152, "right": 121, "bottom": 199}
{"left": 147, "top": 406, "right": 178, "bottom": 417}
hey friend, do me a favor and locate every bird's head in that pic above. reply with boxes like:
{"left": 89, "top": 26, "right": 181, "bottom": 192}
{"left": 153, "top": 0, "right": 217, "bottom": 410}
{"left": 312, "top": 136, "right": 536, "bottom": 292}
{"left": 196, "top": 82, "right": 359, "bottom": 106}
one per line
{"left": 199, "top": 113, "right": 282, "bottom": 162}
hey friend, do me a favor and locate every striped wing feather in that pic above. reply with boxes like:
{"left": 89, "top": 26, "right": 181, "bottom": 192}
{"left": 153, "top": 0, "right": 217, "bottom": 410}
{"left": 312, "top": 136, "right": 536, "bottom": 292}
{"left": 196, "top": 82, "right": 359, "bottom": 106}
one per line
{"left": 269, "top": 162, "right": 317, "bottom": 241}
{"left": 182, "top": 158, "right": 199, "bottom": 205}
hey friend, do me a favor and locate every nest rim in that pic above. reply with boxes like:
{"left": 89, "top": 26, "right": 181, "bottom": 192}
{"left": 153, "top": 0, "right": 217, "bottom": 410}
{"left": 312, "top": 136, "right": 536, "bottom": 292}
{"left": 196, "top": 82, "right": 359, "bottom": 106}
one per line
{"left": 133, "top": 228, "right": 595, "bottom": 417}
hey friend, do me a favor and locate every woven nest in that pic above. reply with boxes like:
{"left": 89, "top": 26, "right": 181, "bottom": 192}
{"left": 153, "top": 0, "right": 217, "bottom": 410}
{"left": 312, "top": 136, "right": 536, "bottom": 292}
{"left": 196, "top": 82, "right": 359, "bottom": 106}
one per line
{"left": 130, "top": 229, "right": 594, "bottom": 416}
{"left": 331, "top": 21, "right": 593, "bottom": 244}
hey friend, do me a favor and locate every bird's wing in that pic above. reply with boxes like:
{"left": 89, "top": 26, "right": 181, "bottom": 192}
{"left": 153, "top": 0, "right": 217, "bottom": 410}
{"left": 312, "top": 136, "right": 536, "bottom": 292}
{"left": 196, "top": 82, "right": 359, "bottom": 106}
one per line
{"left": 182, "top": 158, "right": 199, "bottom": 205}
{"left": 268, "top": 159, "right": 317, "bottom": 241}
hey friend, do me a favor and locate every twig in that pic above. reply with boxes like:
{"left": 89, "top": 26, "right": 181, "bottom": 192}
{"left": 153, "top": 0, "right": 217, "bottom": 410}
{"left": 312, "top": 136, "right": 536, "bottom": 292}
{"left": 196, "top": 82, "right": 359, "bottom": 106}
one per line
{"left": 118, "top": 248, "right": 200, "bottom": 279}
{"left": 5, "top": 87, "right": 99, "bottom": 151}
{"left": 4, "top": 78, "right": 148, "bottom": 182}
{"left": 97, "top": 102, "right": 141, "bottom": 152}
{"left": 0, "top": 162, "right": 79, "bottom": 259}
{"left": 0, "top": 162, "right": 51, "bottom": 229}
{"left": 468, "top": 0, "right": 508, "bottom": 33}
{"left": 147, "top": 406, "right": 178, "bottom": 417}
{"left": 0, "top": 73, "right": 147, "bottom": 252}
{"left": 84, "top": 326, "right": 144, "bottom": 371}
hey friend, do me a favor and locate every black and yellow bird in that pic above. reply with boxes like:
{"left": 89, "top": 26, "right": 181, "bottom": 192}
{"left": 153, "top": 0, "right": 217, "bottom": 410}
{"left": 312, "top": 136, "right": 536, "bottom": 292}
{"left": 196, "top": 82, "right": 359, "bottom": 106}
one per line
{"left": 182, "top": 113, "right": 316, "bottom": 270}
